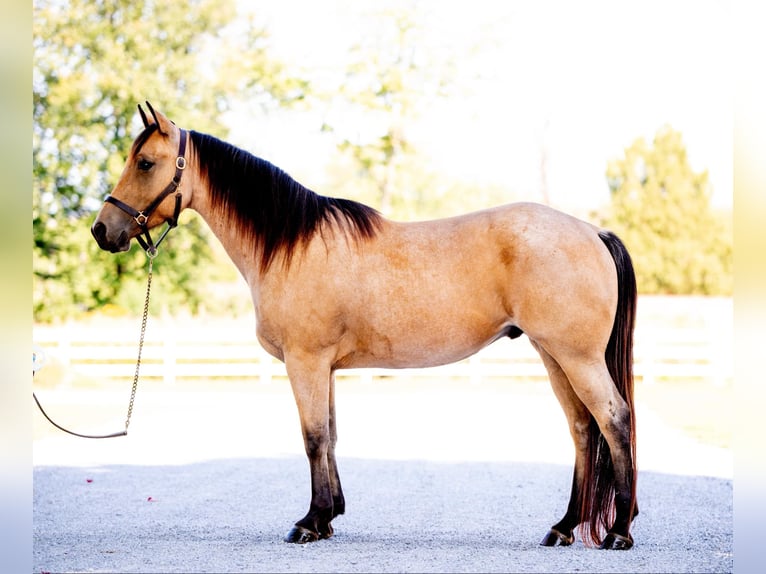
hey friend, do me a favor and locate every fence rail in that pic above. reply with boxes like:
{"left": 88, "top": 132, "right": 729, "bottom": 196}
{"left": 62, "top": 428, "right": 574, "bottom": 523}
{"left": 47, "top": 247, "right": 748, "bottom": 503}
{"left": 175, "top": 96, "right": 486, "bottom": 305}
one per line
{"left": 33, "top": 297, "right": 732, "bottom": 387}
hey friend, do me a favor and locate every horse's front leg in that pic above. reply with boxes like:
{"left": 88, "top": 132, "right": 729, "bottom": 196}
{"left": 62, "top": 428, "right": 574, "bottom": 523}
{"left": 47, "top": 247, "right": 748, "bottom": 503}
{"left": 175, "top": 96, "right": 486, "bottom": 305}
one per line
{"left": 328, "top": 371, "right": 346, "bottom": 520}
{"left": 284, "top": 356, "right": 338, "bottom": 543}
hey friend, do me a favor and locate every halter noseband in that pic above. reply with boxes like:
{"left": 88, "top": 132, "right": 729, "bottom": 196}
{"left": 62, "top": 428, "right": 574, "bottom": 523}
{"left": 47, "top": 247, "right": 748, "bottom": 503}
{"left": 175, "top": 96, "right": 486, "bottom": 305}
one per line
{"left": 104, "top": 129, "right": 188, "bottom": 256}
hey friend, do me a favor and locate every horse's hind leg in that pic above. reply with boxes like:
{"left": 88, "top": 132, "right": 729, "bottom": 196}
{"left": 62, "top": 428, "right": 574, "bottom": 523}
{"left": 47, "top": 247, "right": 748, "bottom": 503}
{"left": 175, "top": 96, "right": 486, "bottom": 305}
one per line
{"left": 554, "top": 352, "right": 637, "bottom": 549}
{"left": 532, "top": 342, "right": 591, "bottom": 547}
{"left": 328, "top": 371, "right": 345, "bottom": 520}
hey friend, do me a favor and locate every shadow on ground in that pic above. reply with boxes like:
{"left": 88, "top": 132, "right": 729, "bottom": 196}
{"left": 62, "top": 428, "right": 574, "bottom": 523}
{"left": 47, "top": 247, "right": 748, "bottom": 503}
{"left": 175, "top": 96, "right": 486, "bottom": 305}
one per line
{"left": 34, "top": 457, "right": 732, "bottom": 573}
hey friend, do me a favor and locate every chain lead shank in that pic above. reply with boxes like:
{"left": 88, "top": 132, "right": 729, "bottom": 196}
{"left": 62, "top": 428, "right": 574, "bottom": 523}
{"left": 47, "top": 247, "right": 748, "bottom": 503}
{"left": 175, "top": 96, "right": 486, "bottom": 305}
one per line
{"left": 125, "top": 253, "right": 153, "bottom": 431}
{"left": 33, "top": 253, "right": 154, "bottom": 439}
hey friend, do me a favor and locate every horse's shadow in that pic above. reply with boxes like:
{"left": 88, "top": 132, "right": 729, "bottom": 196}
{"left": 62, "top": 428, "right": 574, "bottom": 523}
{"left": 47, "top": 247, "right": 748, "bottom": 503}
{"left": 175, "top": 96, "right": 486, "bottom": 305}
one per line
{"left": 33, "top": 457, "right": 732, "bottom": 573}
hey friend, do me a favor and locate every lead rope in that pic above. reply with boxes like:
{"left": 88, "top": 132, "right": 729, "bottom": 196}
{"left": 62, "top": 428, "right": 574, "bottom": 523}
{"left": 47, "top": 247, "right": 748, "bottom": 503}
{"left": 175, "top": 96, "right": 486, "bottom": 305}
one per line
{"left": 33, "top": 252, "right": 155, "bottom": 439}
{"left": 124, "top": 252, "right": 154, "bottom": 432}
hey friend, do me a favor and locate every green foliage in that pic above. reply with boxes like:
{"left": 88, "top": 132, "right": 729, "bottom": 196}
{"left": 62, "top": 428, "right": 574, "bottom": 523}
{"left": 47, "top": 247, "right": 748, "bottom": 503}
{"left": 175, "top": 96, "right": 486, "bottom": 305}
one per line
{"left": 602, "top": 126, "right": 732, "bottom": 295}
{"left": 321, "top": 5, "right": 462, "bottom": 219}
{"left": 33, "top": 0, "right": 303, "bottom": 322}
{"left": 320, "top": 5, "right": 517, "bottom": 221}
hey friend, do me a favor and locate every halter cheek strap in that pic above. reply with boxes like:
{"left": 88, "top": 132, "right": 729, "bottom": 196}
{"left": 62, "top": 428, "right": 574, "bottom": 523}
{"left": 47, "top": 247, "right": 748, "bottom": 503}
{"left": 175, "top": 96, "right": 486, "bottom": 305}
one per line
{"left": 105, "top": 129, "right": 188, "bottom": 256}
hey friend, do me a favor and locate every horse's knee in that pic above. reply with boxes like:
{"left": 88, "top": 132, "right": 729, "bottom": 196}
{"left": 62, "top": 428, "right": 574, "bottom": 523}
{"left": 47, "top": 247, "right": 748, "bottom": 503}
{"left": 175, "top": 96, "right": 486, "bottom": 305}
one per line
{"left": 303, "top": 427, "right": 330, "bottom": 458}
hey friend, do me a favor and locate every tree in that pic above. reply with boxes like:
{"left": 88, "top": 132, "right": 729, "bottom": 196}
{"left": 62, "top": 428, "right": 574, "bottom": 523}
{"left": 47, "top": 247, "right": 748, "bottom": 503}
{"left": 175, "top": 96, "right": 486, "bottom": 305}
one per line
{"left": 317, "top": 4, "right": 522, "bottom": 221}
{"left": 33, "top": 0, "right": 305, "bottom": 322}
{"left": 602, "top": 126, "right": 732, "bottom": 295}
{"left": 319, "top": 4, "right": 462, "bottom": 219}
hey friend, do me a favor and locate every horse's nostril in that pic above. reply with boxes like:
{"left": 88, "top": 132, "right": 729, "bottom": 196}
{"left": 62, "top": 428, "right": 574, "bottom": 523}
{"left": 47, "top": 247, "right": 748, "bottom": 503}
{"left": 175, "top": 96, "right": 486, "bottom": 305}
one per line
{"left": 92, "top": 221, "right": 106, "bottom": 242}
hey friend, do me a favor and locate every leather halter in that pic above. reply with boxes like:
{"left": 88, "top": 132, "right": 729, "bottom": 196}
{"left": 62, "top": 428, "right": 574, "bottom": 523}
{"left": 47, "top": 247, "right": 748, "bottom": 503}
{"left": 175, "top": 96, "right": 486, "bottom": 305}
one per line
{"left": 104, "top": 129, "right": 188, "bottom": 256}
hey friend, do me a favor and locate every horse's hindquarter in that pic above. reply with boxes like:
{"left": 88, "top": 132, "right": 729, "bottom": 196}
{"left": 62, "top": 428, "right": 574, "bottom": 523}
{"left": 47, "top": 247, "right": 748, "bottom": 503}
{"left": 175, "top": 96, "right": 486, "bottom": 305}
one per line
{"left": 256, "top": 202, "right": 617, "bottom": 370}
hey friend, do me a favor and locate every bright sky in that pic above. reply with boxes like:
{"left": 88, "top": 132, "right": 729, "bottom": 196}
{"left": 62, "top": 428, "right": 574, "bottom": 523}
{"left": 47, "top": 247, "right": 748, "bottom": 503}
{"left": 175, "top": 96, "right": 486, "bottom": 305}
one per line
{"left": 230, "top": 0, "right": 732, "bottom": 215}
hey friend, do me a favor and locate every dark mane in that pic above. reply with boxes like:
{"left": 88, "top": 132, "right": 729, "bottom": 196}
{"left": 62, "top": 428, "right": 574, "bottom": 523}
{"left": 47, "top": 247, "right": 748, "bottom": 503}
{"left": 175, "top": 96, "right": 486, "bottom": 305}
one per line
{"left": 190, "top": 131, "right": 382, "bottom": 273}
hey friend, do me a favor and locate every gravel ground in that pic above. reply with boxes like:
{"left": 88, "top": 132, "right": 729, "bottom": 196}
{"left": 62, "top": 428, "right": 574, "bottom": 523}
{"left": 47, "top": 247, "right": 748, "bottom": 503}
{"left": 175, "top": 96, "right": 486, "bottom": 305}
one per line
{"left": 33, "top": 382, "right": 733, "bottom": 573}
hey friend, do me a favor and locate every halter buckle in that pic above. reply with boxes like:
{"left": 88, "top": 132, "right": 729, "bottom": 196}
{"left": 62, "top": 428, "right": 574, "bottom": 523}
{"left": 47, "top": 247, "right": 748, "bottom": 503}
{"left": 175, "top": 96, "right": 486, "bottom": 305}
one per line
{"left": 176, "top": 156, "right": 187, "bottom": 170}
{"left": 135, "top": 212, "right": 148, "bottom": 226}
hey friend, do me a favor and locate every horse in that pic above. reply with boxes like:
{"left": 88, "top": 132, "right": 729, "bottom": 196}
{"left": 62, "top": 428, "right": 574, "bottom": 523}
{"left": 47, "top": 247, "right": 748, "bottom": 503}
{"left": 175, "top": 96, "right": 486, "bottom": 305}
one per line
{"left": 92, "top": 102, "right": 638, "bottom": 550}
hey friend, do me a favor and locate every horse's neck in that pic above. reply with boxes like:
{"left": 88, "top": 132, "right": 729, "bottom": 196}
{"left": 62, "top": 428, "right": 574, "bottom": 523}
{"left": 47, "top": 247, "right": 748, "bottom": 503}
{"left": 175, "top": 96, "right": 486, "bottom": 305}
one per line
{"left": 189, "top": 181, "right": 262, "bottom": 288}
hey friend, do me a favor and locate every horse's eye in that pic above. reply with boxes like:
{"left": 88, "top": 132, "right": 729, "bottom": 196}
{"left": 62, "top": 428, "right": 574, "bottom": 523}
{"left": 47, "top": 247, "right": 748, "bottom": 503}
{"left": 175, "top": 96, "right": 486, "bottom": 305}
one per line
{"left": 137, "top": 159, "right": 154, "bottom": 171}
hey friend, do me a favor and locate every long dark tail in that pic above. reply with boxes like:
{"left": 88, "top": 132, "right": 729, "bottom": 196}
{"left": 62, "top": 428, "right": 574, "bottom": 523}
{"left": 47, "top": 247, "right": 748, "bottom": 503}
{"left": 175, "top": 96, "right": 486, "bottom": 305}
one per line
{"left": 580, "top": 230, "right": 638, "bottom": 546}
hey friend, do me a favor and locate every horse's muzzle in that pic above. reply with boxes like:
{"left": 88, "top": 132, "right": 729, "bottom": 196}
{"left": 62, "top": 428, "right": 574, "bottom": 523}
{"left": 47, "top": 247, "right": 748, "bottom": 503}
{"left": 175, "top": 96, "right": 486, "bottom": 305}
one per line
{"left": 91, "top": 221, "right": 130, "bottom": 253}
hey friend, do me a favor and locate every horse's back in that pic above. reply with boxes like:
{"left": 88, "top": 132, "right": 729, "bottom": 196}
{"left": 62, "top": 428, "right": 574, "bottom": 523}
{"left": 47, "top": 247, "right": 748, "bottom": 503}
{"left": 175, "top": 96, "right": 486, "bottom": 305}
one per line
{"left": 375, "top": 202, "right": 613, "bottom": 300}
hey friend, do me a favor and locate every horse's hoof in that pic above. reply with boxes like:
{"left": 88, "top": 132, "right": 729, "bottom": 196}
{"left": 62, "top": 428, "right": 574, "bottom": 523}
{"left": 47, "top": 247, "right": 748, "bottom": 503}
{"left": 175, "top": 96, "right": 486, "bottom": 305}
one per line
{"left": 284, "top": 525, "right": 319, "bottom": 544}
{"left": 318, "top": 522, "right": 334, "bottom": 540}
{"left": 599, "top": 532, "right": 633, "bottom": 550}
{"left": 540, "top": 528, "right": 574, "bottom": 547}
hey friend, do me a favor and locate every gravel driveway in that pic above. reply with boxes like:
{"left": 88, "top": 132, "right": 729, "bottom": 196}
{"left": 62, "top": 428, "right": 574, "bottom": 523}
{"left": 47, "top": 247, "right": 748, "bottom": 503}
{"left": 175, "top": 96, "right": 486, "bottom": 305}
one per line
{"left": 33, "top": 381, "right": 733, "bottom": 573}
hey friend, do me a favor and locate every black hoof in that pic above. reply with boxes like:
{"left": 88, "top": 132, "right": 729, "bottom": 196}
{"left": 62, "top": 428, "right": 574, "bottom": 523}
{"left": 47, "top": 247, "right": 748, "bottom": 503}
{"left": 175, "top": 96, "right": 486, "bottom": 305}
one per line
{"left": 599, "top": 532, "right": 633, "bottom": 550}
{"left": 540, "top": 528, "right": 574, "bottom": 547}
{"left": 319, "top": 522, "right": 334, "bottom": 539}
{"left": 284, "top": 525, "right": 319, "bottom": 544}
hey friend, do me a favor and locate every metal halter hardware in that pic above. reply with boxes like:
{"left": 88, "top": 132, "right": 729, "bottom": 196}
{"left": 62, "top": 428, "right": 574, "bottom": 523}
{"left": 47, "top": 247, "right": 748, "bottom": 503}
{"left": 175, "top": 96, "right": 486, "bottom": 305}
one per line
{"left": 104, "top": 128, "right": 188, "bottom": 256}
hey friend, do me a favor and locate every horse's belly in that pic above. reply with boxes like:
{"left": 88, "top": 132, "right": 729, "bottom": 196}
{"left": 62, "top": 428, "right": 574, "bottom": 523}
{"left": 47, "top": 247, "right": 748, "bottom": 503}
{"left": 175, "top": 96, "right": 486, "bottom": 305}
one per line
{"left": 341, "top": 322, "right": 512, "bottom": 370}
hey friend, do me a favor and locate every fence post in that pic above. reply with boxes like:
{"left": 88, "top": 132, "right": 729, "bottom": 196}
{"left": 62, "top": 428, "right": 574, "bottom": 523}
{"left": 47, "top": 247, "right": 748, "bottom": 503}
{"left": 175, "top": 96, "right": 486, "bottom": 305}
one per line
{"left": 712, "top": 299, "right": 733, "bottom": 388}
{"left": 469, "top": 354, "right": 481, "bottom": 385}
{"left": 258, "top": 349, "right": 272, "bottom": 385}
{"left": 58, "top": 324, "right": 73, "bottom": 388}
{"left": 361, "top": 370, "right": 373, "bottom": 385}
{"left": 640, "top": 338, "right": 656, "bottom": 386}
{"left": 162, "top": 323, "right": 177, "bottom": 386}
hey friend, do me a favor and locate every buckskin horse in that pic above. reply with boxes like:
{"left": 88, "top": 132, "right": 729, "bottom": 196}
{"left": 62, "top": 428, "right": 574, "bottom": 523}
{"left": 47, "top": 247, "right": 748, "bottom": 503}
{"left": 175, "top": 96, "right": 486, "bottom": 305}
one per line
{"left": 92, "top": 103, "right": 638, "bottom": 549}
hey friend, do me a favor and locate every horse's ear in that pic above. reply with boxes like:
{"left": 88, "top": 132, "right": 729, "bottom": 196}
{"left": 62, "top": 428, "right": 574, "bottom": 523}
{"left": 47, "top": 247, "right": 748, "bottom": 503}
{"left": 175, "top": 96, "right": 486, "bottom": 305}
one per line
{"left": 144, "top": 101, "right": 174, "bottom": 135}
{"left": 138, "top": 104, "right": 150, "bottom": 128}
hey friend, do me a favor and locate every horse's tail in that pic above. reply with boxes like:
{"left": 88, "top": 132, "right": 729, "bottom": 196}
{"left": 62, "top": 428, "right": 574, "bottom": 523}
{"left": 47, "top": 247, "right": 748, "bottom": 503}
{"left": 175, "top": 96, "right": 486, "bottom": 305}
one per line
{"left": 580, "top": 230, "right": 638, "bottom": 546}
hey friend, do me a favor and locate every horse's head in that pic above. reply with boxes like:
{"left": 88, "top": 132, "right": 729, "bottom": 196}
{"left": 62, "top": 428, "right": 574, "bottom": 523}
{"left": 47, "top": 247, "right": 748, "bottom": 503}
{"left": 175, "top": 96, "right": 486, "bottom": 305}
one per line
{"left": 91, "top": 102, "right": 190, "bottom": 254}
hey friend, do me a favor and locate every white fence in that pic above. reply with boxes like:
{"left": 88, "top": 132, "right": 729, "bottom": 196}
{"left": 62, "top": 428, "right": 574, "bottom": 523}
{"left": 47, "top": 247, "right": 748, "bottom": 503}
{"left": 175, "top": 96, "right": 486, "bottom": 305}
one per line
{"left": 33, "top": 296, "right": 733, "bottom": 387}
